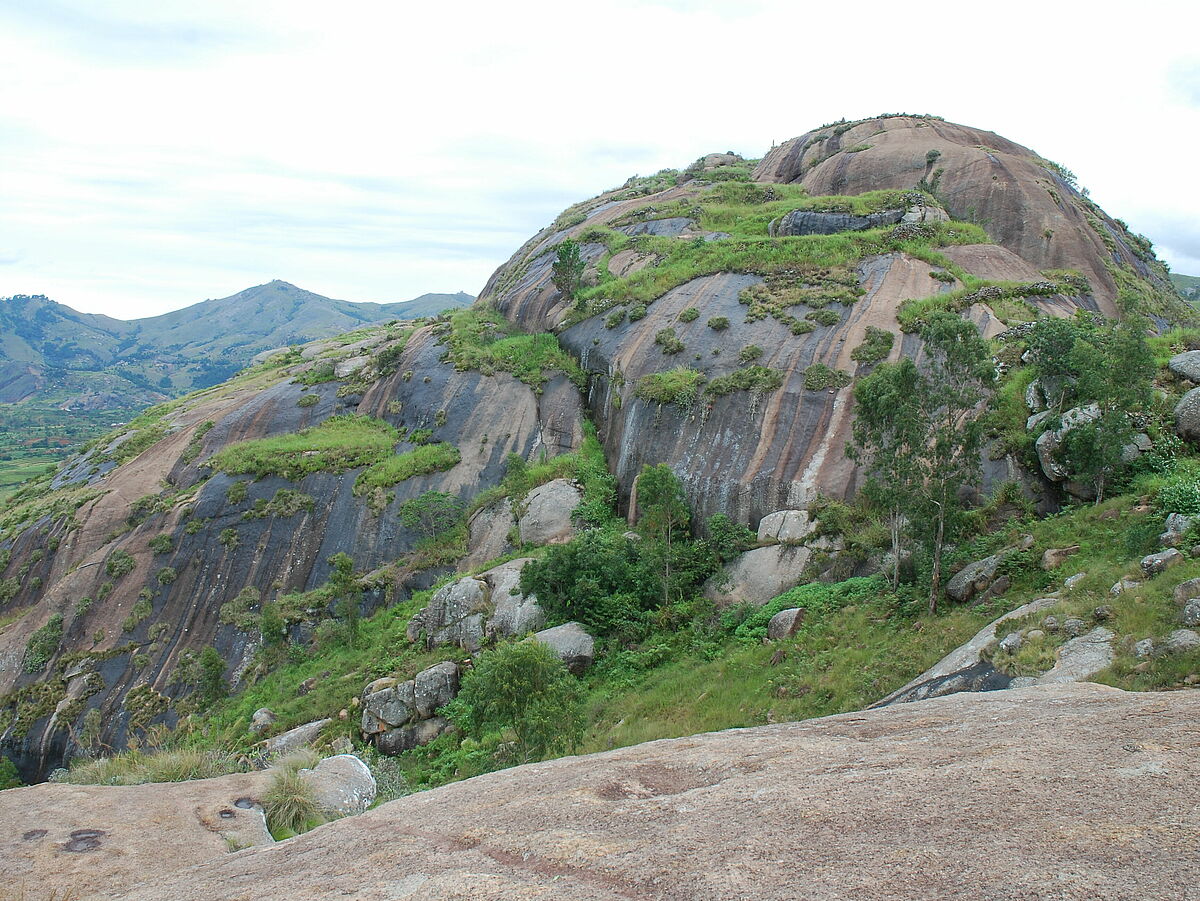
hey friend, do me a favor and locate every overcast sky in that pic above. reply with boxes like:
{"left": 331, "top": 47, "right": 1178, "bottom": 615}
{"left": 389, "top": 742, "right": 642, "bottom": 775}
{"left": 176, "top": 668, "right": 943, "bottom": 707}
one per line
{"left": 1, "top": 0, "right": 1198, "bottom": 319}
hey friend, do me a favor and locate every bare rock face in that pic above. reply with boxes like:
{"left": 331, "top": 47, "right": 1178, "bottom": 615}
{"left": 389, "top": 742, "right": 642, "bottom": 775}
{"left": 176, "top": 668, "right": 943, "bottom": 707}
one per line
{"left": 517, "top": 478, "right": 582, "bottom": 545}
{"left": 259, "top": 718, "right": 331, "bottom": 756}
{"left": 1034, "top": 627, "right": 1114, "bottom": 684}
{"left": 704, "top": 544, "right": 811, "bottom": 606}
{"left": 944, "top": 552, "right": 1007, "bottom": 603}
{"left": 108, "top": 684, "right": 1200, "bottom": 901}
{"left": 770, "top": 208, "right": 905, "bottom": 237}
{"left": 361, "top": 661, "right": 460, "bottom": 740}
{"left": 462, "top": 499, "right": 516, "bottom": 571}
{"left": 377, "top": 716, "right": 451, "bottom": 755}
{"left": 1, "top": 754, "right": 378, "bottom": 901}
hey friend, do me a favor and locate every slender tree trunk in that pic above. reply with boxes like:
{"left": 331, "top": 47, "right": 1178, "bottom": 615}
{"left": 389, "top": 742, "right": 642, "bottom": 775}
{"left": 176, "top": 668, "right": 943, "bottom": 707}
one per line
{"left": 889, "top": 508, "right": 902, "bottom": 591}
{"left": 929, "top": 500, "right": 945, "bottom": 615}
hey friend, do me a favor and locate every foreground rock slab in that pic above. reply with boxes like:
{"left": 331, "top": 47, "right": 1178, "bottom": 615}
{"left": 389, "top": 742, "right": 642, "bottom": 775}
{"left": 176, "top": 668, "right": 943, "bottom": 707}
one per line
{"left": 105, "top": 684, "right": 1200, "bottom": 901}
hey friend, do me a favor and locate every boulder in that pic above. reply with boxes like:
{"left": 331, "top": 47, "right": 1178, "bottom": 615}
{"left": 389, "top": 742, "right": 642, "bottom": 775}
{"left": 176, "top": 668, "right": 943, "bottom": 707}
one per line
{"left": 1063, "top": 572, "right": 1086, "bottom": 590}
{"left": 1110, "top": 577, "right": 1142, "bottom": 596}
{"left": 703, "top": 544, "right": 811, "bottom": 606}
{"left": 997, "top": 631, "right": 1023, "bottom": 654}
{"left": 1034, "top": 627, "right": 1114, "bottom": 684}
{"left": 461, "top": 499, "right": 515, "bottom": 571}
{"left": 1160, "top": 512, "right": 1194, "bottom": 546}
{"left": 945, "top": 553, "right": 1005, "bottom": 603}
{"left": 299, "top": 755, "right": 376, "bottom": 819}
{"left": 1163, "top": 629, "right": 1200, "bottom": 654}
{"left": 260, "top": 718, "right": 331, "bottom": 757}
{"left": 1135, "top": 638, "right": 1155, "bottom": 658}
{"left": 361, "top": 681, "right": 416, "bottom": 735}
{"left": 1024, "top": 377, "right": 1046, "bottom": 413}
{"left": 249, "top": 707, "right": 276, "bottom": 736}
{"left": 756, "top": 510, "right": 814, "bottom": 544}
{"left": 377, "top": 716, "right": 451, "bottom": 755}
{"left": 413, "top": 662, "right": 460, "bottom": 718}
{"left": 1168, "top": 350, "right": 1200, "bottom": 383}
{"left": 334, "top": 356, "right": 369, "bottom": 379}
{"left": 1174, "top": 577, "right": 1200, "bottom": 605}
{"left": 532, "top": 622, "right": 595, "bottom": 674}
{"left": 1092, "top": 605, "right": 1113, "bottom": 622}
{"left": 406, "top": 576, "right": 488, "bottom": 651}
{"left": 480, "top": 558, "right": 546, "bottom": 638}
{"left": 767, "top": 608, "right": 806, "bottom": 640}
{"left": 517, "top": 479, "right": 582, "bottom": 545}
{"left": 1041, "top": 545, "right": 1080, "bottom": 570}
{"left": 1174, "top": 386, "right": 1200, "bottom": 442}
{"left": 1062, "top": 617, "right": 1088, "bottom": 638}
{"left": 1182, "top": 599, "right": 1200, "bottom": 628}
{"left": 1141, "top": 548, "right": 1185, "bottom": 577}
{"left": 1034, "top": 404, "right": 1099, "bottom": 482}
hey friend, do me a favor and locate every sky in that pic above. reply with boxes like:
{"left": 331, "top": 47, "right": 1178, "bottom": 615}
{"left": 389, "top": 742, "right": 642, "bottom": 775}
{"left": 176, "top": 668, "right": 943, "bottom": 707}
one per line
{"left": 1, "top": 0, "right": 1198, "bottom": 320}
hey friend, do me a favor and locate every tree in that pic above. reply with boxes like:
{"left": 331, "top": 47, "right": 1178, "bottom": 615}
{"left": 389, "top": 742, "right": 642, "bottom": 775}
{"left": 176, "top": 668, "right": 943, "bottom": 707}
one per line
{"left": 636, "top": 463, "right": 692, "bottom": 605}
{"left": 847, "top": 357, "right": 924, "bottom": 590}
{"left": 452, "top": 640, "right": 583, "bottom": 765}
{"left": 551, "top": 239, "right": 585, "bottom": 305}
{"left": 328, "top": 552, "right": 361, "bottom": 648}
{"left": 914, "top": 313, "right": 993, "bottom": 612}
{"left": 398, "top": 490, "right": 466, "bottom": 541}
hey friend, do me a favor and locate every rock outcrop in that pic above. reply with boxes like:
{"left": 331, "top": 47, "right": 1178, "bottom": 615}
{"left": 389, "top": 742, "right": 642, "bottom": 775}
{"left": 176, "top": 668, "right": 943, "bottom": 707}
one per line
{"left": 361, "top": 661, "right": 460, "bottom": 752}
{"left": 531, "top": 622, "right": 595, "bottom": 674}
{"left": 82, "top": 684, "right": 1200, "bottom": 901}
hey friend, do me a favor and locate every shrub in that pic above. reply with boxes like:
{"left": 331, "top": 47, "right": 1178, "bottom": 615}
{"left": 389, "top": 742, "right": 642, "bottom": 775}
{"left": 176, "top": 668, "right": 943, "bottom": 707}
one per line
{"left": 226, "top": 481, "right": 248, "bottom": 504}
{"left": 263, "top": 765, "right": 322, "bottom": 837}
{"left": 105, "top": 549, "right": 135, "bottom": 579}
{"left": 803, "top": 363, "right": 852, "bottom": 391}
{"left": 850, "top": 326, "right": 895, "bottom": 364}
{"left": 398, "top": 491, "right": 466, "bottom": 541}
{"left": 75, "top": 596, "right": 94, "bottom": 616}
{"left": 628, "top": 303, "right": 647, "bottom": 322}
{"left": 156, "top": 567, "right": 177, "bottom": 585}
{"left": 678, "top": 307, "right": 700, "bottom": 323}
{"left": 604, "top": 309, "right": 626, "bottom": 329}
{"left": 297, "top": 393, "right": 319, "bottom": 408}
{"left": 705, "top": 366, "right": 784, "bottom": 397}
{"left": 737, "top": 344, "right": 763, "bottom": 364}
{"left": 806, "top": 309, "right": 840, "bottom": 327}
{"left": 707, "top": 316, "right": 730, "bottom": 331}
{"left": 296, "top": 360, "right": 336, "bottom": 385}
{"left": 148, "top": 535, "right": 173, "bottom": 555}
{"left": 23, "top": 613, "right": 63, "bottom": 673}
{"left": 55, "top": 748, "right": 246, "bottom": 786}
{"left": 451, "top": 640, "right": 583, "bottom": 765}
{"left": 654, "top": 328, "right": 685, "bottom": 355}
{"left": 210, "top": 415, "right": 399, "bottom": 482}
{"left": 219, "top": 528, "right": 239, "bottom": 550}
{"left": 1155, "top": 477, "right": 1200, "bottom": 516}
{"left": 634, "top": 367, "right": 706, "bottom": 406}
{"left": 122, "top": 597, "right": 152, "bottom": 633}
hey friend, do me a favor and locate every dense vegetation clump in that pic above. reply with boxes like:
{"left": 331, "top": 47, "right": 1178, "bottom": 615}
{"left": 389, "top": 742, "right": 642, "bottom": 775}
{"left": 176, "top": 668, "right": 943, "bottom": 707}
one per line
{"left": 354, "top": 443, "right": 461, "bottom": 495}
{"left": 440, "top": 307, "right": 584, "bottom": 390}
{"left": 209, "top": 415, "right": 399, "bottom": 481}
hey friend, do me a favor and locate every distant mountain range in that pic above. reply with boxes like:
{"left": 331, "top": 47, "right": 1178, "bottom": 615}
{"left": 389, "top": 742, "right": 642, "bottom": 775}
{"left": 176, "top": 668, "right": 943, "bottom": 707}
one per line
{"left": 0, "top": 280, "right": 473, "bottom": 408}
{"left": 1171, "top": 273, "right": 1200, "bottom": 302}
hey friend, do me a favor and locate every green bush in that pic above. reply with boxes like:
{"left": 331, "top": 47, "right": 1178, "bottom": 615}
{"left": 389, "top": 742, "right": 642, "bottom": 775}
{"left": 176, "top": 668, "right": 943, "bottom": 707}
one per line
{"left": 806, "top": 309, "right": 840, "bottom": 327}
{"left": 1155, "top": 477, "right": 1200, "bottom": 515}
{"left": 707, "top": 316, "right": 730, "bottom": 330}
{"left": 737, "top": 344, "right": 763, "bottom": 364}
{"left": 654, "top": 328, "right": 685, "bottom": 355}
{"left": 628, "top": 303, "right": 647, "bottom": 322}
{"left": 297, "top": 393, "right": 320, "bottom": 408}
{"left": 634, "top": 367, "right": 706, "bottom": 406}
{"left": 226, "top": 481, "right": 248, "bottom": 504}
{"left": 731, "top": 577, "right": 884, "bottom": 641}
{"left": 23, "top": 613, "right": 63, "bottom": 673}
{"left": 122, "top": 597, "right": 152, "bottom": 633}
{"left": 148, "top": 534, "right": 173, "bottom": 555}
{"left": 803, "top": 363, "right": 852, "bottom": 391}
{"left": 450, "top": 640, "right": 583, "bottom": 765}
{"left": 604, "top": 309, "right": 626, "bottom": 329}
{"left": 705, "top": 366, "right": 784, "bottom": 397}
{"left": 219, "top": 528, "right": 239, "bottom": 550}
{"left": 296, "top": 360, "right": 337, "bottom": 385}
{"left": 679, "top": 307, "right": 700, "bottom": 323}
{"left": 850, "top": 326, "right": 895, "bottom": 364}
{"left": 156, "top": 567, "right": 177, "bottom": 586}
{"left": 105, "top": 549, "right": 135, "bottom": 579}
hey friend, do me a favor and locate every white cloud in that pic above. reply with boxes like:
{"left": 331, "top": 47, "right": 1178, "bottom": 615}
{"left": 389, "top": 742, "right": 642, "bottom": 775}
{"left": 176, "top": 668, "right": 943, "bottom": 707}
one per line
{"left": 1, "top": 0, "right": 1198, "bottom": 318}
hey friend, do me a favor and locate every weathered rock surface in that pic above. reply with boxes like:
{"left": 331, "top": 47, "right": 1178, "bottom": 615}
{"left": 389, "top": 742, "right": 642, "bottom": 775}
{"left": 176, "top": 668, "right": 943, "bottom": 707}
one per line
{"left": 875, "top": 596, "right": 1059, "bottom": 705}
{"left": 766, "top": 607, "right": 805, "bottom": 640}
{"left": 104, "top": 684, "right": 1200, "bottom": 901}
{"left": 517, "top": 479, "right": 582, "bottom": 545}
{"left": 377, "top": 716, "right": 451, "bottom": 755}
{"left": 462, "top": 499, "right": 516, "bottom": 570}
{"left": 531, "top": 622, "right": 595, "bottom": 674}
{"left": 1169, "top": 350, "right": 1200, "bottom": 384}
{"left": 770, "top": 208, "right": 905, "bottom": 237}
{"left": 703, "top": 544, "right": 810, "bottom": 606}
{"left": 1034, "top": 627, "right": 1114, "bottom": 684}
{"left": 361, "top": 661, "right": 460, "bottom": 741}
{"left": 1163, "top": 629, "right": 1200, "bottom": 654}
{"left": 1174, "top": 576, "right": 1200, "bottom": 605}
{"left": 755, "top": 509, "right": 813, "bottom": 543}
{"left": 1034, "top": 403, "right": 1099, "bottom": 482}
{"left": 1, "top": 754, "right": 378, "bottom": 900}
{"left": 1182, "top": 599, "right": 1200, "bottom": 627}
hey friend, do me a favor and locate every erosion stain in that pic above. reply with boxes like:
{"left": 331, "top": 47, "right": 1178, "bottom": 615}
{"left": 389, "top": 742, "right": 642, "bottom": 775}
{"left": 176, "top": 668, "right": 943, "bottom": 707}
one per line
{"left": 63, "top": 828, "right": 106, "bottom": 852}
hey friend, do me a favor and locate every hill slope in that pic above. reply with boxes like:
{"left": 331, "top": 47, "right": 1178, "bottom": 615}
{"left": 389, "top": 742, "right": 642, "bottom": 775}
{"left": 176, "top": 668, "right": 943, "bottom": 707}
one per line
{"left": 0, "top": 115, "right": 1196, "bottom": 785}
